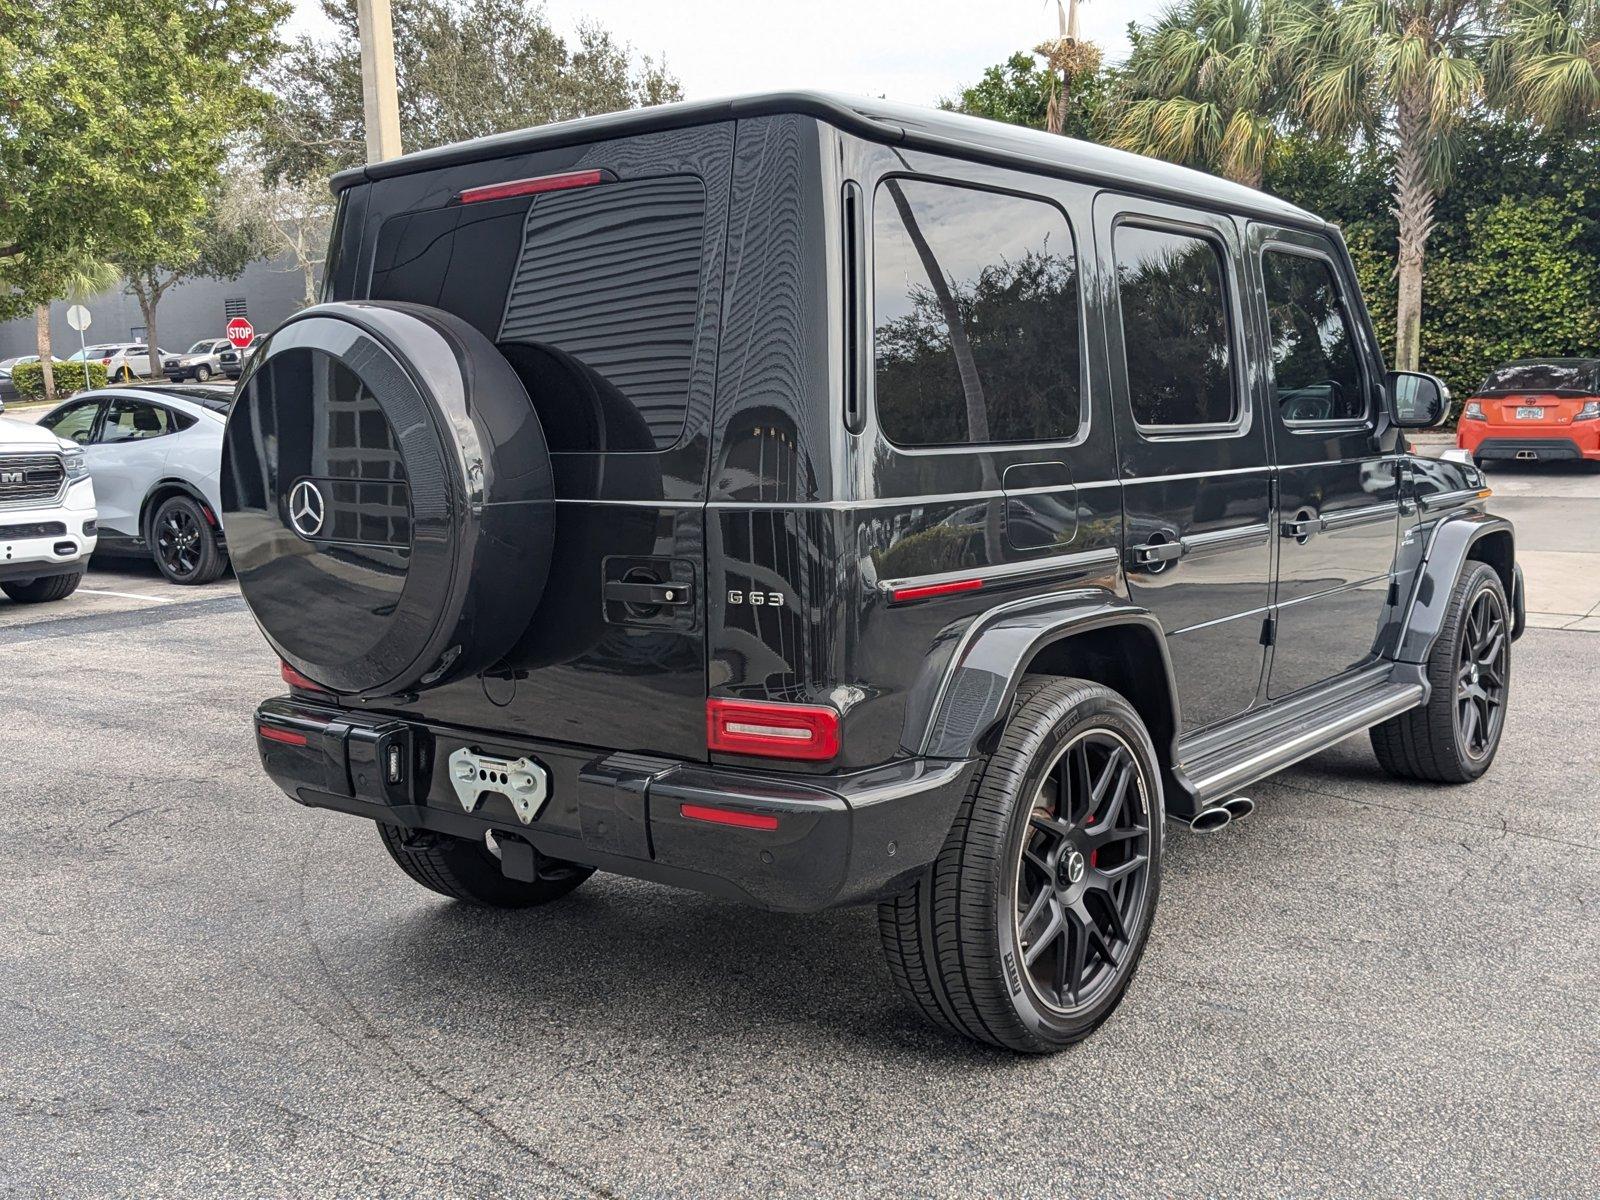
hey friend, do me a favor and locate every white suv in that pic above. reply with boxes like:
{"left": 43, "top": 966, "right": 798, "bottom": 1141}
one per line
{"left": 0, "top": 416, "right": 97, "bottom": 604}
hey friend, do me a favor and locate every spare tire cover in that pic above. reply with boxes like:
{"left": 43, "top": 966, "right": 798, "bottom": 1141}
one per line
{"left": 222, "top": 301, "right": 554, "bottom": 697}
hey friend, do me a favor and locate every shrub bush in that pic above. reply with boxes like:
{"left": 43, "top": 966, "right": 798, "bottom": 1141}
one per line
{"left": 9, "top": 360, "right": 108, "bottom": 399}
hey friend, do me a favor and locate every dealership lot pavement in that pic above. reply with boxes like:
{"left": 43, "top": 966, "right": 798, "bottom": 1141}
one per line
{"left": 2, "top": 484, "right": 1597, "bottom": 1198}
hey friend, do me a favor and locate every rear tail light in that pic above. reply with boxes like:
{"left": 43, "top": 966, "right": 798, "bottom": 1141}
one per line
{"left": 258, "top": 724, "right": 308, "bottom": 747}
{"left": 1575, "top": 400, "right": 1600, "bottom": 421}
{"left": 1462, "top": 401, "right": 1486, "bottom": 420}
{"left": 457, "top": 169, "right": 605, "bottom": 205}
{"left": 280, "top": 660, "right": 328, "bottom": 693}
{"left": 706, "top": 698, "right": 840, "bottom": 761}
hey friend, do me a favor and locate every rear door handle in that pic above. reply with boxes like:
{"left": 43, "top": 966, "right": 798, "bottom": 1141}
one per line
{"left": 1279, "top": 511, "right": 1323, "bottom": 540}
{"left": 1131, "top": 541, "right": 1185, "bottom": 566}
{"left": 602, "top": 580, "right": 693, "bottom": 606}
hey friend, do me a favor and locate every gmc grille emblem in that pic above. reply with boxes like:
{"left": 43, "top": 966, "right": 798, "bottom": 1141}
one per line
{"left": 0, "top": 471, "right": 22, "bottom": 485}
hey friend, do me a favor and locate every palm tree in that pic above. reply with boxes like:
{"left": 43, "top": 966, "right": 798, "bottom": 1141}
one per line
{"left": 1037, "top": 0, "right": 1103, "bottom": 135}
{"left": 1280, "top": 0, "right": 1485, "bottom": 372}
{"left": 1112, "top": 0, "right": 1287, "bottom": 189}
{"left": 34, "top": 257, "right": 119, "bottom": 402}
{"left": 1490, "top": 0, "right": 1600, "bottom": 129}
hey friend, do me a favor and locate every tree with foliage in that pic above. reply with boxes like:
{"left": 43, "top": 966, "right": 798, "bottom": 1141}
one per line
{"left": 1491, "top": 0, "right": 1600, "bottom": 128}
{"left": 1281, "top": 0, "right": 1487, "bottom": 373}
{"left": 31, "top": 257, "right": 120, "bottom": 403}
{"left": 261, "top": 0, "right": 682, "bottom": 185}
{"left": 944, "top": 49, "right": 1111, "bottom": 138}
{"left": 0, "top": 0, "right": 284, "bottom": 342}
{"left": 1423, "top": 191, "right": 1600, "bottom": 394}
{"left": 118, "top": 191, "right": 272, "bottom": 376}
{"left": 1114, "top": 0, "right": 1289, "bottom": 188}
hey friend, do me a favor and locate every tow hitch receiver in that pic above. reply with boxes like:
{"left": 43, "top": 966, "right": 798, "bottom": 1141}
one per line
{"left": 449, "top": 747, "right": 550, "bottom": 825}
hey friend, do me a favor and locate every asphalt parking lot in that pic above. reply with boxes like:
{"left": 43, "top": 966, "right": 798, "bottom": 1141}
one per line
{"left": 2, "top": 470, "right": 1597, "bottom": 1198}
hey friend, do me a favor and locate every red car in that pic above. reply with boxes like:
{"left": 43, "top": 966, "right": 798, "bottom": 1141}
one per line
{"left": 1457, "top": 357, "right": 1600, "bottom": 464}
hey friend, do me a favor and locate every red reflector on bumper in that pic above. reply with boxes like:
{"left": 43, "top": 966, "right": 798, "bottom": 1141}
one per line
{"left": 680, "top": 803, "right": 780, "bottom": 831}
{"left": 457, "top": 169, "right": 604, "bottom": 204}
{"left": 706, "top": 698, "right": 840, "bottom": 761}
{"left": 259, "top": 724, "right": 309, "bottom": 747}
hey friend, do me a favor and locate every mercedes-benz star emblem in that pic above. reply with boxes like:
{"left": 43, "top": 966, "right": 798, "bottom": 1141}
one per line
{"left": 288, "top": 479, "right": 326, "bottom": 538}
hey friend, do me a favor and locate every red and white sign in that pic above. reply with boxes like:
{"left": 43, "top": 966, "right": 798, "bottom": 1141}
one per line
{"left": 226, "top": 317, "right": 255, "bottom": 349}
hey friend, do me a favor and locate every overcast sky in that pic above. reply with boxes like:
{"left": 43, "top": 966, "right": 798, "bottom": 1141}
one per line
{"left": 288, "top": 0, "right": 1172, "bottom": 108}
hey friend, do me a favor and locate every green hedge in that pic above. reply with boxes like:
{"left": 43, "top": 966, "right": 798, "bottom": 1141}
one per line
{"left": 8, "top": 360, "right": 108, "bottom": 399}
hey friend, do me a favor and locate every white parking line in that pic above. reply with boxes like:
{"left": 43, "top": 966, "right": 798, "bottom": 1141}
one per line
{"left": 77, "top": 588, "right": 178, "bottom": 604}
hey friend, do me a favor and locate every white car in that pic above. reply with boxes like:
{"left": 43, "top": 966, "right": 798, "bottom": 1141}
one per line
{"left": 164, "top": 338, "right": 232, "bottom": 383}
{"left": 0, "top": 415, "right": 98, "bottom": 604}
{"left": 37, "top": 385, "right": 231, "bottom": 584}
{"left": 67, "top": 343, "right": 173, "bottom": 383}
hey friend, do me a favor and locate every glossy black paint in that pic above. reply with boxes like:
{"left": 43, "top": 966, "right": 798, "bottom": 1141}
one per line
{"left": 241, "top": 95, "right": 1517, "bottom": 906}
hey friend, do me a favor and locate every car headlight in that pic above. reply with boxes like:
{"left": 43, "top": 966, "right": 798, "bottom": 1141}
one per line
{"left": 1462, "top": 401, "right": 1486, "bottom": 420}
{"left": 1575, "top": 400, "right": 1600, "bottom": 422}
{"left": 62, "top": 448, "right": 89, "bottom": 479}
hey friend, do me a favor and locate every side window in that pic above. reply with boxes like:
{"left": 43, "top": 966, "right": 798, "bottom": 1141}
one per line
{"left": 1113, "top": 223, "right": 1236, "bottom": 428}
{"left": 99, "top": 399, "right": 171, "bottom": 442}
{"left": 41, "top": 401, "right": 101, "bottom": 444}
{"left": 1261, "top": 249, "right": 1367, "bottom": 424}
{"left": 872, "top": 177, "right": 1083, "bottom": 447}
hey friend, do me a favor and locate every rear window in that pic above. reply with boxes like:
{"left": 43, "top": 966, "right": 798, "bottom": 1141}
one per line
{"left": 1478, "top": 361, "right": 1599, "bottom": 394}
{"left": 370, "top": 175, "right": 709, "bottom": 453}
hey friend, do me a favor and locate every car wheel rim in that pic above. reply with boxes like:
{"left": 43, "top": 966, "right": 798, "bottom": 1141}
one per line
{"left": 157, "top": 508, "right": 203, "bottom": 578}
{"left": 1013, "top": 727, "right": 1152, "bottom": 1016}
{"left": 1456, "top": 587, "right": 1509, "bottom": 760}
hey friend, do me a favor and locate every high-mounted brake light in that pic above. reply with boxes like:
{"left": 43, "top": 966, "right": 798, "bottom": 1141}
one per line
{"left": 680, "top": 803, "right": 781, "bottom": 831}
{"left": 889, "top": 578, "right": 983, "bottom": 604}
{"left": 258, "top": 724, "right": 308, "bottom": 747}
{"left": 457, "top": 169, "right": 605, "bottom": 205}
{"left": 280, "top": 660, "right": 328, "bottom": 693}
{"left": 706, "top": 698, "right": 840, "bottom": 761}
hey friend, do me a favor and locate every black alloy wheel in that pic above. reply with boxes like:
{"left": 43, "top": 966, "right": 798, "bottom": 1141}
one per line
{"left": 1371, "top": 560, "right": 1511, "bottom": 783}
{"left": 879, "top": 677, "right": 1164, "bottom": 1052}
{"left": 1015, "top": 729, "right": 1153, "bottom": 1015}
{"left": 151, "top": 494, "right": 227, "bottom": 585}
{"left": 1456, "top": 586, "right": 1509, "bottom": 761}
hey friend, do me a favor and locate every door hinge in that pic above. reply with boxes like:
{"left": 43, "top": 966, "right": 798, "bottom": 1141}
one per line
{"left": 1259, "top": 614, "right": 1277, "bottom": 646}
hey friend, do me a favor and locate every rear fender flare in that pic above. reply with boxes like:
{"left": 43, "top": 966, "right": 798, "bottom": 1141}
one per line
{"left": 140, "top": 479, "right": 220, "bottom": 546}
{"left": 901, "top": 591, "right": 1182, "bottom": 770}
{"left": 1395, "top": 513, "right": 1516, "bottom": 664}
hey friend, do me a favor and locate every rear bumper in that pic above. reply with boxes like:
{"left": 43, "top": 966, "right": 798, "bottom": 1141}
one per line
{"left": 254, "top": 698, "right": 975, "bottom": 912}
{"left": 1459, "top": 423, "right": 1600, "bottom": 460}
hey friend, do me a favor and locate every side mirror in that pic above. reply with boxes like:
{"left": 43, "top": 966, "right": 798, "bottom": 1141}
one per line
{"left": 1387, "top": 370, "right": 1451, "bottom": 428}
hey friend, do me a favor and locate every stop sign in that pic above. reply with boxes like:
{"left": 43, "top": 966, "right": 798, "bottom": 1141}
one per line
{"left": 226, "top": 317, "right": 254, "bottom": 349}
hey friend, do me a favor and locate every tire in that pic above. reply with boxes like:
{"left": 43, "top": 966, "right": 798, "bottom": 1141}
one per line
{"left": 1372, "top": 560, "right": 1510, "bottom": 783}
{"left": 376, "top": 823, "right": 594, "bottom": 908}
{"left": 1, "top": 571, "right": 83, "bottom": 604}
{"left": 194, "top": 364, "right": 212, "bottom": 382}
{"left": 879, "top": 677, "right": 1164, "bottom": 1053}
{"left": 150, "top": 494, "right": 228, "bottom": 585}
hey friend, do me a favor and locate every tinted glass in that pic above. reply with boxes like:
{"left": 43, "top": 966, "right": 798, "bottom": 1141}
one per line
{"left": 100, "top": 399, "right": 171, "bottom": 442}
{"left": 1479, "top": 360, "right": 1600, "bottom": 394}
{"left": 41, "top": 401, "right": 100, "bottom": 443}
{"left": 1114, "top": 224, "right": 1235, "bottom": 427}
{"left": 872, "top": 179, "right": 1082, "bottom": 447}
{"left": 1262, "top": 250, "right": 1366, "bottom": 423}
{"left": 499, "top": 176, "right": 709, "bottom": 451}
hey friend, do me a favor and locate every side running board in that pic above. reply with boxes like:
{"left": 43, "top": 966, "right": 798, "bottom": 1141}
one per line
{"left": 1180, "top": 679, "right": 1425, "bottom": 805}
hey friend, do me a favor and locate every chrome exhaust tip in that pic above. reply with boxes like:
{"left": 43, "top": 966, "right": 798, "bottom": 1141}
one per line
{"left": 1189, "top": 806, "right": 1233, "bottom": 833}
{"left": 1221, "top": 796, "right": 1256, "bottom": 822}
{"left": 1516, "top": 450, "right": 1537, "bottom": 460}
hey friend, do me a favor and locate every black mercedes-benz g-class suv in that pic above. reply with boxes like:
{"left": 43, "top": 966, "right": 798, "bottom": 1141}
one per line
{"left": 224, "top": 93, "right": 1522, "bottom": 1053}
